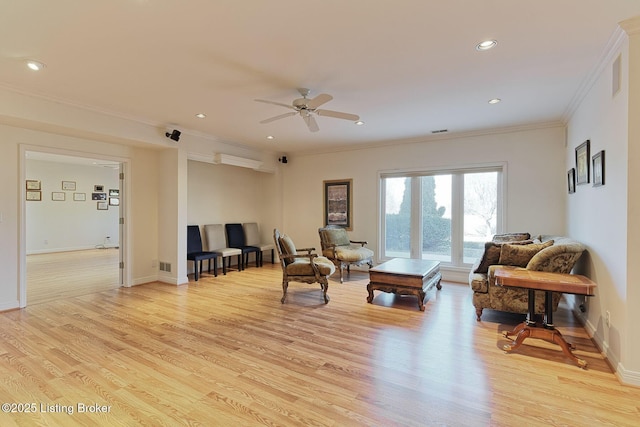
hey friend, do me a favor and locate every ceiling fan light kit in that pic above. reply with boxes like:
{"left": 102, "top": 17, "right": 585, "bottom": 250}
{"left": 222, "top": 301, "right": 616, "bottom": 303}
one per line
{"left": 255, "top": 88, "right": 360, "bottom": 132}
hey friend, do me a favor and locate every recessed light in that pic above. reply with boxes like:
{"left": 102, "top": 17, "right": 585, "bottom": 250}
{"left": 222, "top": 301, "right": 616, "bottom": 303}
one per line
{"left": 476, "top": 40, "right": 497, "bottom": 51}
{"left": 26, "top": 60, "right": 45, "bottom": 71}
{"left": 195, "top": 113, "right": 206, "bottom": 119}
{"left": 266, "top": 135, "right": 274, "bottom": 140}
{"left": 355, "top": 120, "right": 365, "bottom": 126}
{"left": 488, "top": 98, "right": 501, "bottom": 104}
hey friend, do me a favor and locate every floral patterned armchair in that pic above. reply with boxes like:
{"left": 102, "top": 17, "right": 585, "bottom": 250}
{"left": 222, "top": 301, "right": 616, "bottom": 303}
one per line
{"left": 318, "top": 225, "right": 374, "bottom": 283}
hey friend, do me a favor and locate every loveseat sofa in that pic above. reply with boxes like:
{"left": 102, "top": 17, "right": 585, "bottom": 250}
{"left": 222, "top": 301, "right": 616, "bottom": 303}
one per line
{"left": 468, "top": 233, "right": 585, "bottom": 320}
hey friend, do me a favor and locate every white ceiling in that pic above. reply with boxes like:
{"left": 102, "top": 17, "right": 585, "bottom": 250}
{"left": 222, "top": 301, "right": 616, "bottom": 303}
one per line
{"left": 2, "top": 1, "right": 640, "bottom": 154}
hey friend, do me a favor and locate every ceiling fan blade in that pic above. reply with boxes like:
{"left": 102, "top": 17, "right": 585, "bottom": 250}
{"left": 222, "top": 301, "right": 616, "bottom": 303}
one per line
{"left": 254, "top": 99, "right": 295, "bottom": 110}
{"left": 260, "top": 111, "right": 297, "bottom": 124}
{"left": 306, "top": 93, "right": 333, "bottom": 109}
{"left": 316, "top": 109, "right": 360, "bottom": 121}
{"left": 303, "top": 114, "right": 320, "bottom": 132}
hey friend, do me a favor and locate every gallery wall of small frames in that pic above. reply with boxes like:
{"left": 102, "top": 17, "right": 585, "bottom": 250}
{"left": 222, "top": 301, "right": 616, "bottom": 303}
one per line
{"left": 25, "top": 180, "right": 119, "bottom": 210}
{"left": 568, "top": 139, "right": 605, "bottom": 194}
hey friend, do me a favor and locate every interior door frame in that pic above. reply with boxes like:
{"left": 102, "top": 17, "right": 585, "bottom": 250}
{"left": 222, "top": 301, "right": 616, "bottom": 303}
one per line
{"left": 18, "top": 145, "right": 132, "bottom": 308}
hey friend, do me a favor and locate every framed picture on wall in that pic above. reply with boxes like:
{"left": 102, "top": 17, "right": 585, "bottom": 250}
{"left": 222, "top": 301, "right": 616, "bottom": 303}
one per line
{"left": 51, "top": 192, "right": 65, "bottom": 201}
{"left": 97, "top": 201, "right": 108, "bottom": 210}
{"left": 62, "top": 180, "right": 76, "bottom": 191}
{"left": 26, "top": 180, "right": 41, "bottom": 190}
{"left": 567, "top": 168, "right": 576, "bottom": 194}
{"left": 26, "top": 190, "right": 41, "bottom": 201}
{"left": 109, "top": 197, "right": 120, "bottom": 206}
{"left": 323, "top": 179, "right": 352, "bottom": 230}
{"left": 593, "top": 150, "right": 605, "bottom": 187}
{"left": 73, "top": 192, "right": 86, "bottom": 201}
{"left": 575, "top": 140, "right": 590, "bottom": 185}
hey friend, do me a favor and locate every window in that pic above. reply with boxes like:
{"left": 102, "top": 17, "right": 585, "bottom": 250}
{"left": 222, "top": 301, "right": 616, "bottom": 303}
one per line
{"left": 380, "top": 166, "right": 503, "bottom": 268}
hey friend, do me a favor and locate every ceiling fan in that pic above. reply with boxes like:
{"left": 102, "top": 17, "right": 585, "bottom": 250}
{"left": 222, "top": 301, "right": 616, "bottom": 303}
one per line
{"left": 255, "top": 88, "right": 360, "bottom": 132}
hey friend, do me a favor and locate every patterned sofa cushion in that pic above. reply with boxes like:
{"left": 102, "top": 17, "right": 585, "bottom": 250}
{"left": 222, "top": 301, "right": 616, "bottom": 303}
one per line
{"left": 498, "top": 240, "right": 554, "bottom": 268}
{"left": 473, "top": 240, "right": 533, "bottom": 274}
{"left": 491, "top": 232, "right": 531, "bottom": 243}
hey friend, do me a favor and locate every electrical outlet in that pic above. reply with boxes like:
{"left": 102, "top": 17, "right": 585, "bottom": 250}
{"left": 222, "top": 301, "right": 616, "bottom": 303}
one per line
{"left": 606, "top": 310, "right": 611, "bottom": 327}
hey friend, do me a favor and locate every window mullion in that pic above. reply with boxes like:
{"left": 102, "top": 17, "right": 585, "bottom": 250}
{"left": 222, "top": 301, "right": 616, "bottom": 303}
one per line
{"left": 451, "top": 173, "right": 464, "bottom": 266}
{"left": 410, "top": 176, "right": 422, "bottom": 259}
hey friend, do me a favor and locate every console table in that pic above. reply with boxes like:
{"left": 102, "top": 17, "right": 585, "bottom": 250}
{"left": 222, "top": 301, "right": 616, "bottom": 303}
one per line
{"left": 494, "top": 267, "right": 596, "bottom": 368}
{"left": 367, "top": 259, "right": 442, "bottom": 311}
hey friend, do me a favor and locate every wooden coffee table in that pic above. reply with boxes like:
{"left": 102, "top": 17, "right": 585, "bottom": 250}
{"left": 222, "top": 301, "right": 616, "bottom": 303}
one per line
{"left": 367, "top": 258, "right": 442, "bottom": 311}
{"left": 494, "top": 267, "right": 597, "bottom": 368}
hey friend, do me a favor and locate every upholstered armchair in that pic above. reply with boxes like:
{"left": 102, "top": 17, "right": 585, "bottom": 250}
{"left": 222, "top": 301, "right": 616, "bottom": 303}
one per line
{"left": 274, "top": 229, "right": 336, "bottom": 304}
{"left": 318, "top": 225, "right": 374, "bottom": 283}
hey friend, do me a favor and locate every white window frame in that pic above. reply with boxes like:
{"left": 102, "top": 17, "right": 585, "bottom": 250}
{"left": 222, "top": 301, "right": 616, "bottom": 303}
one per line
{"left": 378, "top": 163, "right": 506, "bottom": 269}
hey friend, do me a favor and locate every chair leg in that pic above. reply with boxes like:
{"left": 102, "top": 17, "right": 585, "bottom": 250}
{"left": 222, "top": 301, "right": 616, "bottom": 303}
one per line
{"left": 271, "top": 249, "right": 274, "bottom": 264}
{"left": 194, "top": 261, "right": 199, "bottom": 281}
{"left": 281, "top": 280, "right": 289, "bottom": 303}
{"left": 222, "top": 257, "right": 227, "bottom": 275}
{"left": 213, "top": 258, "right": 217, "bottom": 277}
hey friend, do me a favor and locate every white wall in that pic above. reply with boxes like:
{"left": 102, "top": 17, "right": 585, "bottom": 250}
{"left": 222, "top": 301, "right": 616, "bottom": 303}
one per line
{"left": 280, "top": 125, "right": 568, "bottom": 282}
{"left": 186, "top": 160, "right": 279, "bottom": 267}
{"left": 0, "top": 123, "right": 163, "bottom": 309}
{"left": 25, "top": 159, "right": 120, "bottom": 253}
{"left": 567, "top": 19, "right": 640, "bottom": 383}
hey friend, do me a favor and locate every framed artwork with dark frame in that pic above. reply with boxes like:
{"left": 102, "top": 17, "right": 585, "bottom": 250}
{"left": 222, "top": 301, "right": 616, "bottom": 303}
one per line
{"left": 593, "top": 150, "right": 605, "bottom": 187}
{"left": 575, "top": 140, "right": 590, "bottom": 185}
{"left": 567, "top": 168, "right": 576, "bottom": 194}
{"left": 26, "top": 180, "right": 41, "bottom": 190}
{"left": 323, "top": 179, "right": 352, "bottom": 230}
{"left": 26, "top": 190, "right": 41, "bottom": 201}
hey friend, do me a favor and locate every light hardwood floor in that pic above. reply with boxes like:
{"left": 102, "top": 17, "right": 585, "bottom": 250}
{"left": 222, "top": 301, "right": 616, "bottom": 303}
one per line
{"left": 26, "top": 249, "right": 120, "bottom": 305}
{"left": 2, "top": 264, "right": 639, "bottom": 426}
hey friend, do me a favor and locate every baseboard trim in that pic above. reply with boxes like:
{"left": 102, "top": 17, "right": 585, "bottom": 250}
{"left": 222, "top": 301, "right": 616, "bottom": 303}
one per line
{"left": 573, "top": 306, "right": 640, "bottom": 387}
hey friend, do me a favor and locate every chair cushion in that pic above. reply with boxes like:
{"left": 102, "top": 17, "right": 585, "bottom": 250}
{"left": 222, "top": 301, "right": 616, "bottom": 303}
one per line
{"left": 498, "top": 240, "right": 554, "bottom": 267}
{"left": 279, "top": 235, "right": 296, "bottom": 255}
{"left": 211, "top": 247, "right": 241, "bottom": 257}
{"left": 327, "top": 246, "right": 374, "bottom": 262}
{"left": 322, "top": 227, "right": 351, "bottom": 247}
{"left": 286, "top": 257, "right": 336, "bottom": 276}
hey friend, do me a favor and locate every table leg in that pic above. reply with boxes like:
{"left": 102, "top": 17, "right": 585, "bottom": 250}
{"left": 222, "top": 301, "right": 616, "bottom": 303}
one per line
{"left": 503, "top": 323, "right": 587, "bottom": 368}
{"left": 366, "top": 282, "right": 374, "bottom": 303}
{"left": 417, "top": 290, "right": 425, "bottom": 311}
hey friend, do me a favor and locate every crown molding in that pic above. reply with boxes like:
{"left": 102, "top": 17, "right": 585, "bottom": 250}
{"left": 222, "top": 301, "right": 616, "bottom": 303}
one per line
{"left": 619, "top": 15, "right": 640, "bottom": 35}
{"left": 562, "top": 25, "right": 628, "bottom": 124}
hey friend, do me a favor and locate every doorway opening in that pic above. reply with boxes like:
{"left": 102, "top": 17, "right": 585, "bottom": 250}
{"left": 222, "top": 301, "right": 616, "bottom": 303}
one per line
{"left": 22, "top": 150, "right": 127, "bottom": 305}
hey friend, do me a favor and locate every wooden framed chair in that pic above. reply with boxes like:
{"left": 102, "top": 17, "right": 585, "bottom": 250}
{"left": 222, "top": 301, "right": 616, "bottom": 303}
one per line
{"left": 274, "top": 229, "right": 336, "bottom": 304}
{"left": 203, "top": 224, "right": 242, "bottom": 274}
{"left": 187, "top": 225, "right": 218, "bottom": 281}
{"left": 243, "top": 222, "right": 274, "bottom": 266}
{"left": 318, "top": 225, "right": 374, "bottom": 283}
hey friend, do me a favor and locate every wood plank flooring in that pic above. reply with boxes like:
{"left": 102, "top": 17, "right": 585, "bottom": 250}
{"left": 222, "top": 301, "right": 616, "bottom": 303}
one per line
{"left": 2, "top": 264, "right": 639, "bottom": 426}
{"left": 27, "top": 249, "right": 120, "bottom": 305}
